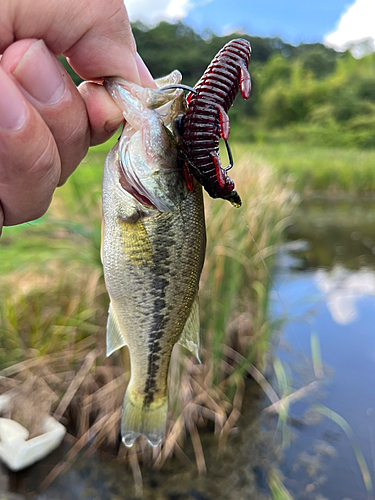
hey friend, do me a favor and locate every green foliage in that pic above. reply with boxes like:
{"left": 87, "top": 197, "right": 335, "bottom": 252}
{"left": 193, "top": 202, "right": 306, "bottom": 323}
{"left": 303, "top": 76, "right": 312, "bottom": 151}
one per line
{"left": 261, "top": 81, "right": 311, "bottom": 127}
{"left": 357, "top": 75, "right": 375, "bottom": 102}
{"left": 233, "top": 140, "right": 375, "bottom": 192}
{"left": 257, "top": 55, "right": 292, "bottom": 91}
{"left": 132, "top": 20, "right": 374, "bottom": 149}
{"left": 58, "top": 55, "right": 83, "bottom": 86}
{"left": 56, "top": 20, "right": 375, "bottom": 149}
{"left": 132, "top": 21, "right": 297, "bottom": 86}
{"left": 256, "top": 50, "right": 375, "bottom": 147}
{"left": 298, "top": 43, "right": 338, "bottom": 79}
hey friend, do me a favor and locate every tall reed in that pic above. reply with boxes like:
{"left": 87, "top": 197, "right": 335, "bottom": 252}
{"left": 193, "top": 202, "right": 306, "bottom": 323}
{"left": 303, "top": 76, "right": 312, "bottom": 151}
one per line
{"left": 0, "top": 146, "right": 295, "bottom": 482}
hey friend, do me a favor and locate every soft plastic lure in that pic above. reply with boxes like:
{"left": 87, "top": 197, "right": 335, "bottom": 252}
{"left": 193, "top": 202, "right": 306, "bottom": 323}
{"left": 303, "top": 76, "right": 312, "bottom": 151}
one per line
{"left": 182, "top": 38, "right": 251, "bottom": 207}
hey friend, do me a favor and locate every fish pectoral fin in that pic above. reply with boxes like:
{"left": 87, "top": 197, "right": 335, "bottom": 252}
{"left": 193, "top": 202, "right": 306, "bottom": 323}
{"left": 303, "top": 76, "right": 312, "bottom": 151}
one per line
{"left": 119, "top": 217, "right": 154, "bottom": 267}
{"left": 178, "top": 295, "right": 201, "bottom": 363}
{"left": 106, "top": 303, "right": 128, "bottom": 357}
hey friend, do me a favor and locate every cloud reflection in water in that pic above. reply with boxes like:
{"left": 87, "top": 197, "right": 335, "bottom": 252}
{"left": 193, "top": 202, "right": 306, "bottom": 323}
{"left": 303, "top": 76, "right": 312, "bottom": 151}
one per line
{"left": 315, "top": 266, "right": 375, "bottom": 325}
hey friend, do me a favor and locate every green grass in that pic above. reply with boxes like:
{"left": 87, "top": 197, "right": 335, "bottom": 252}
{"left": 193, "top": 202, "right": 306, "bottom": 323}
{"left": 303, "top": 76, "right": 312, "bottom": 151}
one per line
{"left": 199, "top": 154, "right": 295, "bottom": 382}
{"left": 0, "top": 132, "right": 295, "bottom": 488}
{"left": 0, "top": 133, "right": 293, "bottom": 368}
{"left": 228, "top": 139, "right": 375, "bottom": 193}
{"left": 0, "top": 137, "right": 118, "bottom": 276}
{"left": 0, "top": 141, "right": 112, "bottom": 363}
{"left": 2, "top": 130, "right": 372, "bottom": 493}
{"left": 2, "top": 126, "right": 372, "bottom": 369}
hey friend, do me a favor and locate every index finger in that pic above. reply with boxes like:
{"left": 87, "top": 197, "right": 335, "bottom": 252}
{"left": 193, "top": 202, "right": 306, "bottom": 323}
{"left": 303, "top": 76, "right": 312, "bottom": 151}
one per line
{"left": 2, "top": 0, "right": 152, "bottom": 85}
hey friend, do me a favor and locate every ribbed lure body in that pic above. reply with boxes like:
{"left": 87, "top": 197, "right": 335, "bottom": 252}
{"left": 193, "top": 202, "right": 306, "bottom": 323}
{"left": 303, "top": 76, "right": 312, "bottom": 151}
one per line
{"left": 182, "top": 39, "right": 251, "bottom": 207}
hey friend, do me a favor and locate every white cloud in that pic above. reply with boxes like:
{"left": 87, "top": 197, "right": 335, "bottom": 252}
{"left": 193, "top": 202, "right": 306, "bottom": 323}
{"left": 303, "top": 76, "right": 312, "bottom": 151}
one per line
{"left": 324, "top": 0, "right": 375, "bottom": 56}
{"left": 167, "top": 0, "right": 193, "bottom": 19}
{"left": 124, "top": 0, "right": 194, "bottom": 26}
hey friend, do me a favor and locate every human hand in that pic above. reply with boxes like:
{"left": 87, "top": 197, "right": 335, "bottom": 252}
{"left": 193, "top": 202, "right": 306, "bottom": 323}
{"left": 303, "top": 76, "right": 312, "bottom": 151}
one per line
{"left": 0, "top": 0, "right": 155, "bottom": 233}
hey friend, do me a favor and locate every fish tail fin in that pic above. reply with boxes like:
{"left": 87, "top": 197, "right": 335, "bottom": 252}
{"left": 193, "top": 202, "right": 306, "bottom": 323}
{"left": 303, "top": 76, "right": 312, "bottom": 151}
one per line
{"left": 121, "top": 387, "right": 168, "bottom": 448}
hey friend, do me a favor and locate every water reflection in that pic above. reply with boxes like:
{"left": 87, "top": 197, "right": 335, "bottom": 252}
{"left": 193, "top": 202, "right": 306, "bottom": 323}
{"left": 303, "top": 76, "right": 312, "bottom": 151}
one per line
{"left": 287, "top": 197, "right": 375, "bottom": 270}
{"left": 316, "top": 267, "right": 375, "bottom": 325}
{"left": 272, "top": 198, "right": 375, "bottom": 499}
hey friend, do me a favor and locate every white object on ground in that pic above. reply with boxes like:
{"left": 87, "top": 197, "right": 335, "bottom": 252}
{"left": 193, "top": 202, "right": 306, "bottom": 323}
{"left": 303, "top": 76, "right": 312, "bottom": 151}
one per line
{"left": 0, "top": 415, "right": 66, "bottom": 471}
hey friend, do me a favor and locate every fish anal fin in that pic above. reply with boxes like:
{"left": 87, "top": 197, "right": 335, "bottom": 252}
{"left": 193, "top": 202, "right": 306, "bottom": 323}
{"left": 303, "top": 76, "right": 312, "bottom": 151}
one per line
{"left": 106, "top": 303, "right": 127, "bottom": 357}
{"left": 178, "top": 295, "right": 201, "bottom": 363}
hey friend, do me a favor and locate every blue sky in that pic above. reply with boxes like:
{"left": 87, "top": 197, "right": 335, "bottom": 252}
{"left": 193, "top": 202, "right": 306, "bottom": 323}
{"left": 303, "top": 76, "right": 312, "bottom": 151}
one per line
{"left": 183, "top": 0, "right": 347, "bottom": 45}
{"left": 126, "top": 0, "right": 375, "bottom": 52}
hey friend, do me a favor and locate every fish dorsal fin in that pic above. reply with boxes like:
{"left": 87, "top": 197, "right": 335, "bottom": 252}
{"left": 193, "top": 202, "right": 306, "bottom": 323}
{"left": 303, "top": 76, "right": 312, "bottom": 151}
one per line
{"left": 178, "top": 295, "right": 201, "bottom": 363}
{"left": 106, "top": 303, "right": 127, "bottom": 357}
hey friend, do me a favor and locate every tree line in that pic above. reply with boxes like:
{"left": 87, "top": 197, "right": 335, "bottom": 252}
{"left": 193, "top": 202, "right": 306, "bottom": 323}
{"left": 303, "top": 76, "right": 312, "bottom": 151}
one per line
{"left": 60, "top": 21, "right": 375, "bottom": 148}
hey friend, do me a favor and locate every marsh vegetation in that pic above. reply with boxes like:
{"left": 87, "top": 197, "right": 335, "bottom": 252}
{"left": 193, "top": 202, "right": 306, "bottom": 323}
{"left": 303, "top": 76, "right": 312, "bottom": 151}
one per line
{"left": 1, "top": 21, "right": 374, "bottom": 499}
{"left": 0, "top": 132, "right": 296, "bottom": 493}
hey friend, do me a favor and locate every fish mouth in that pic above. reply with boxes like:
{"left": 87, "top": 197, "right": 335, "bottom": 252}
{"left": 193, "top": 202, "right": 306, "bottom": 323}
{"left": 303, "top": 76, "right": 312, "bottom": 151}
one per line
{"left": 118, "top": 164, "right": 157, "bottom": 210}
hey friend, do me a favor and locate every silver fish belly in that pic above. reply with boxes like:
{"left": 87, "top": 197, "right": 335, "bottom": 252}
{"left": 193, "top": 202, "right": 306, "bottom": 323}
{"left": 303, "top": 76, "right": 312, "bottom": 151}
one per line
{"left": 101, "top": 73, "right": 206, "bottom": 447}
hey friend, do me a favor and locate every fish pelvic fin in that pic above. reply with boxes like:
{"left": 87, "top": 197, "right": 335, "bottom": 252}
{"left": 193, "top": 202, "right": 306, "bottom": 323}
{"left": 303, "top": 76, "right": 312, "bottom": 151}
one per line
{"left": 178, "top": 295, "right": 201, "bottom": 363}
{"left": 106, "top": 303, "right": 127, "bottom": 357}
{"left": 121, "top": 388, "right": 168, "bottom": 448}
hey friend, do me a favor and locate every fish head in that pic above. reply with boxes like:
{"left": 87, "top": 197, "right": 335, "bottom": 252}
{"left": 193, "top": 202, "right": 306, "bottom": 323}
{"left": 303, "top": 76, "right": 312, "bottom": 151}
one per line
{"left": 104, "top": 75, "right": 188, "bottom": 213}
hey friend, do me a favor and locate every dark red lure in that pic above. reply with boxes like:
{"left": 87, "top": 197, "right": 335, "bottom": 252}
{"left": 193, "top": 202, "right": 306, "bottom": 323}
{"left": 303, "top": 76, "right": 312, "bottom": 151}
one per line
{"left": 182, "top": 38, "right": 251, "bottom": 207}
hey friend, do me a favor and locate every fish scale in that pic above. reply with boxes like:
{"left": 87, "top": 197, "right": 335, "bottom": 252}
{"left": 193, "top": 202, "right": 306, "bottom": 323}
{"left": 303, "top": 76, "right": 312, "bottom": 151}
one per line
{"left": 101, "top": 75, "right": 206, "bottom": 447}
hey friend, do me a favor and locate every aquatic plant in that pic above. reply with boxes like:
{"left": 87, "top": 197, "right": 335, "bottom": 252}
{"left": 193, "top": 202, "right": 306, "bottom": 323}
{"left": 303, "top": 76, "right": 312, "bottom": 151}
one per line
{"left": 0, "top": 143, "right": 295, "bottom": 492}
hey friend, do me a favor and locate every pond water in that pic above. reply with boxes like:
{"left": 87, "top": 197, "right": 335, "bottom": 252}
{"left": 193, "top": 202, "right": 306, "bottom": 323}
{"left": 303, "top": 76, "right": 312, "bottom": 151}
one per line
{"left": 3, "top": 197, "right": 375, "bottom": 500}
{"left": 273, "top": 197, "right": 375, "bottom": 500}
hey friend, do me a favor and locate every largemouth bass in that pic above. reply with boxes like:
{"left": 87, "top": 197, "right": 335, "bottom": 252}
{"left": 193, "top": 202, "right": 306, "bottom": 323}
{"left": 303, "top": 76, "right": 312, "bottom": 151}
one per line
{"left": 101, "top": 72, "right": 206, "bottom": 447}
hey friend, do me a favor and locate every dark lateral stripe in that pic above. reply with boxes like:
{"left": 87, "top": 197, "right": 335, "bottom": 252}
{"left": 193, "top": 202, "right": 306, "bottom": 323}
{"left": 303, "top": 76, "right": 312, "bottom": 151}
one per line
{"left": 142, "top": 218, "right": 174, "bottom": 405}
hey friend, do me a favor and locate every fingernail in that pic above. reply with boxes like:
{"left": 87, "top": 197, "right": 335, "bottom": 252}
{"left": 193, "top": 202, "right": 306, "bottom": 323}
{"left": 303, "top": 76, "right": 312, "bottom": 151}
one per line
{"left": 13, "top": 40, "right": 65, "bottom": 105}
{"left": 0, "top": 67, "right": 26, "bottom": 130}
{"left": 104, "top": 115, "right": 124, "bottom": 134}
